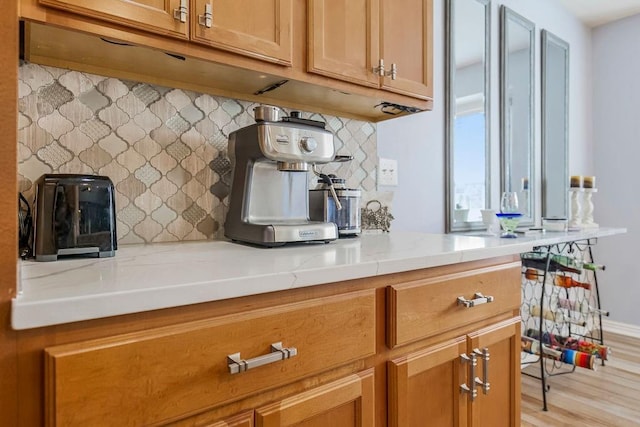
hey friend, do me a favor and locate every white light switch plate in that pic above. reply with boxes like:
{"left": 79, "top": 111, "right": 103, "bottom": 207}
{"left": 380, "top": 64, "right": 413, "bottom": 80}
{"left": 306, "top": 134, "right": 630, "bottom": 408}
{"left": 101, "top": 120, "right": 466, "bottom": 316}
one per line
{"left": 378, "top": 158, "right": 398, "bottom": 186}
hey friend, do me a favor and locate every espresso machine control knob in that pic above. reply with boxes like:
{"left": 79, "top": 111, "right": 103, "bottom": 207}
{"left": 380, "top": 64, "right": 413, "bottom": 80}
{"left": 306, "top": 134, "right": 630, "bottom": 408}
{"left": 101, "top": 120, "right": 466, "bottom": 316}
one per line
{"left": 299, "top": 137, "right": 318, "bottom": 153}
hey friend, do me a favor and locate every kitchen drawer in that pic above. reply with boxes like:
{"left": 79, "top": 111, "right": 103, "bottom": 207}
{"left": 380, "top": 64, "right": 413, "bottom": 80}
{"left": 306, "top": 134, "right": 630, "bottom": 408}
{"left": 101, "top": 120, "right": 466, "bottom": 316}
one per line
{"left": 387, "top": 263, "right": 520, "bottom": 348}
{"left": 44, "top": 289, "right": 376, "bottom": 426}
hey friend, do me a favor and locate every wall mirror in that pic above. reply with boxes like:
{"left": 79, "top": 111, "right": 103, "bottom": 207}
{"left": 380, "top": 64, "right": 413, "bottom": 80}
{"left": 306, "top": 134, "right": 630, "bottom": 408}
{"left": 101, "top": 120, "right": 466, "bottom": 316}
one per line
{"left": 500, "top": 6, "right": 535, "bottom": 226}
{"left": 445, "top": 0, "right": 491, "bottom": 232}
{"left": 541, "top": 30, "right": 570, "bottom": 219}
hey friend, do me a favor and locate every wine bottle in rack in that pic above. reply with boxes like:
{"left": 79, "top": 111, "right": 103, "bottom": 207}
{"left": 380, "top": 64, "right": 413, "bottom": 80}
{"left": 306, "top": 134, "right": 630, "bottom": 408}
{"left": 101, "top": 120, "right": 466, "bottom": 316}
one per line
{"left": 525, "top": 328, "right": 610, "bottom": 361}
{"left": 557, "top": 298, "right": 610, "bottom": 316}
{"left": 582, "top": 262, "right": 606, "bottom": 271}
{"left": 521, "top": 252, "right": 582, "bottom": 274}
{"left": 522, "top": 334, "right": 598, "bottom": 370}
{"left": 524, "top": 268, "right": 540, "bottom": 281}
{"left": 551, "top": 254, "right": 606, "bottom": 272}
{"left": 553, "top": 274, "right": 591, "bottom": 290}
{"left": 530, "top": 305, "right": 587, "bottom": 326}
{"left": 521, "top": 335, "right": 562, "bottom": 360}
{"left": 530, "top": 305, "right": 559, "bottom": 322}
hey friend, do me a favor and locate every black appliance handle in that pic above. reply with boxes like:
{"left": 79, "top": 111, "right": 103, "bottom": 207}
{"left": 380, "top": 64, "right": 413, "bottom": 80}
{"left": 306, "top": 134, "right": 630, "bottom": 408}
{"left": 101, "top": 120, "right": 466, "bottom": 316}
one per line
{"left": 333, "top": 155, "right": 353, "bottom": 163}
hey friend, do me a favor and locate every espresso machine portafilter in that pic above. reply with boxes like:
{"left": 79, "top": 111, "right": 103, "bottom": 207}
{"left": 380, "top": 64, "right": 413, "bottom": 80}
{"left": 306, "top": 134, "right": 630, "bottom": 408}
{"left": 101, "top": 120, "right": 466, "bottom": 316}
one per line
{"left": 224, "top": 107, "right": 339, "bottom": 246}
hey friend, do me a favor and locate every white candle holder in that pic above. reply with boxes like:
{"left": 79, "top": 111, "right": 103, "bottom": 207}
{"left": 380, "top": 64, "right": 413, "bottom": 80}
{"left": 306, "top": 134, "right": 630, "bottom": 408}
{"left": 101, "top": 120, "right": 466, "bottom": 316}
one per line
{"left": 569, "top": 188, "right": 582, "bottom": 229}
{"left": 521, "top": 189, "right": 530, "bottom": 217}
{"left": 581, "top": 188, "right": 599, "bottom": 228}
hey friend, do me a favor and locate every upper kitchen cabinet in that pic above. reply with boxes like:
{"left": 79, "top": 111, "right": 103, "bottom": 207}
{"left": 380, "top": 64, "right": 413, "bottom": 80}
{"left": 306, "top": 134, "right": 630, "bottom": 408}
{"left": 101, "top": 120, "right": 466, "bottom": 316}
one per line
{"left": 37, "top": 0, "right": 293, "bottom": 65}
{"left": 38, "top": 0, "right": 189, "bottom": 39}
{"left": 380, "top": 0, "right": 433, "bottom": 99}
{"left": 307, "top": 0, "right": 380, "bottom": 88}
{"left": 191, "top": 0, "right": 293, "bottom": 65}
{"left": 22, "top": 0, "right": 432, "bottom": 120}
{"left": 308, "top": 0, "right": 433, "bottom": 100}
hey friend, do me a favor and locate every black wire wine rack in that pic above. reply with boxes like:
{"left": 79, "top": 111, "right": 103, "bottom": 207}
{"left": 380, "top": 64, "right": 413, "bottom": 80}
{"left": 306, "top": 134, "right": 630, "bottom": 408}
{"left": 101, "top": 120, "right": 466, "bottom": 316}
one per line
{"left": 520, "top": 238, "right": 610, "bottom": 411}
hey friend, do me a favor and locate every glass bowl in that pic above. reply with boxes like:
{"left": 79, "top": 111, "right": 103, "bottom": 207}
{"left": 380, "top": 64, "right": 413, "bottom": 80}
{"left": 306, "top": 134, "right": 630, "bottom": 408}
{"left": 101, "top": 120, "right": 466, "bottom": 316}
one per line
{"left": 496, "top": 213, "right": 523, "bottom": 238}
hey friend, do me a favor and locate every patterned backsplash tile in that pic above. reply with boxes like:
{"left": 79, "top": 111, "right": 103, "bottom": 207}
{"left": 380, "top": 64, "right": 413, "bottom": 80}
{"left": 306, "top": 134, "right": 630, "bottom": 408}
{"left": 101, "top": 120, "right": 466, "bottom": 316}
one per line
{"left": 18, "top": 63, "right": 378, "bottom": 244}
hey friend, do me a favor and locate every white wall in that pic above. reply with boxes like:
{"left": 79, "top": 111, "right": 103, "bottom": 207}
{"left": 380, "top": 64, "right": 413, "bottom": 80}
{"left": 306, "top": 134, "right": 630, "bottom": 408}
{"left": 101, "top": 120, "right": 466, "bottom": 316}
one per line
{"left": 377, "top": 110, "right": 444, "bottom": 232}
{"left": 592, "top": 14, "right": 640, "bottom": 326}
{"left": 378, "top": 0, "right": 592, "bottom": 233}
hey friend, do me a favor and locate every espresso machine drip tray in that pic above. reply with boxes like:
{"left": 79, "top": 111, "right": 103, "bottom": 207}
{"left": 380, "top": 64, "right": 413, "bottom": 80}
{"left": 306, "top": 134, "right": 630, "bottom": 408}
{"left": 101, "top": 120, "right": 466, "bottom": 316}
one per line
{"left": 256, "top": 222, "right": 338, "bottom": 246}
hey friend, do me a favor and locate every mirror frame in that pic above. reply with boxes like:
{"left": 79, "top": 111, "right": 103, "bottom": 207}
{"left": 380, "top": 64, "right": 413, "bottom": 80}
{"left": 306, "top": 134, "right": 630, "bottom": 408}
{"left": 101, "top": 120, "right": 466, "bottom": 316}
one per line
{"left": 541, "top": 29, "right": 570, "bottom": 220}
{"left": 445, "top": 0, "right": 491, "bottom": 232}
{"left": 499, "top": 6, "right": 535, "bottom": 226}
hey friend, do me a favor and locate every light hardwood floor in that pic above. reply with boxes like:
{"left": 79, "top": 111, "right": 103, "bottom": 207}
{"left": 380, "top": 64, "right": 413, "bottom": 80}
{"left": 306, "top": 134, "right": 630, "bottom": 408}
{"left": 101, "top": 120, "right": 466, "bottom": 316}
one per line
{"left": 521, "top": 332, "right": 640, "bottom": 426}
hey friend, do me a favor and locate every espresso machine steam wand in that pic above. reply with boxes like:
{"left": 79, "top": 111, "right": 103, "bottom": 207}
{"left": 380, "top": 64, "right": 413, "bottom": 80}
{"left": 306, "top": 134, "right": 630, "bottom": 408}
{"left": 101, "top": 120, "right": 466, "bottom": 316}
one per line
{"left": 312, "top": 165, "right": 342, "bottom": 211}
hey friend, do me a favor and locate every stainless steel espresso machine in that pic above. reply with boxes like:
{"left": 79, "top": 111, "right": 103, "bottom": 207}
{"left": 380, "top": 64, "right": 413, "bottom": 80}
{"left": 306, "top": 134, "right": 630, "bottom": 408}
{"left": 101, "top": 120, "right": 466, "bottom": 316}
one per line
{"left": 225, "top": 106, "right": 339, "bottom": 246}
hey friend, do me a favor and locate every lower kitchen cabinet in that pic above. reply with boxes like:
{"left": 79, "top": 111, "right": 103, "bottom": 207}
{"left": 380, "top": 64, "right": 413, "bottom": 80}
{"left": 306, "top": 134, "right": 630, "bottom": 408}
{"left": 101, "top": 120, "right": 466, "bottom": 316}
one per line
{"left": 387, "top": 261, "right": 521, "bottom": 427}
{"left": 255, "top": 369, "right": 375, "bottom": 427}
{"left": 27, "top": 257, "right": 520, "bottom": 426}
{"left": 388, "top": 318, "right": 521, "bottom": 427}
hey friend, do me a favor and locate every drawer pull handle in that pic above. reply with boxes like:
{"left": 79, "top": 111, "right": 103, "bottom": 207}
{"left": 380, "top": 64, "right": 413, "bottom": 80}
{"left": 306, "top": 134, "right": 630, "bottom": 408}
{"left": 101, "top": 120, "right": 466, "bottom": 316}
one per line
{"left": 460, "top": 353, "right": 478, "bottom": 401}
{"left": 473, "top": 348, "right": 490, "bottom": 395}
{"left": 457, "top": 292, "right": 494, "bottom": 308}
{"left": 227, "top": 342, "right": 298, "bottom": 375}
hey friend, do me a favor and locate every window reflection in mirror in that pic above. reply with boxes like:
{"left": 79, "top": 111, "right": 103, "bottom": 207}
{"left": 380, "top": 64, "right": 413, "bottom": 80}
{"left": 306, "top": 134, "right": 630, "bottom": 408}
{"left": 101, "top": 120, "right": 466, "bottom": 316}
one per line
{"left": 542, "top": 30, "right": 570, "bottom": 219}
{"left": 446, "top": 0, "right": 490, "bottom": 232}
{"left": 500, "top": 6, "right": 535, "bottom": 226}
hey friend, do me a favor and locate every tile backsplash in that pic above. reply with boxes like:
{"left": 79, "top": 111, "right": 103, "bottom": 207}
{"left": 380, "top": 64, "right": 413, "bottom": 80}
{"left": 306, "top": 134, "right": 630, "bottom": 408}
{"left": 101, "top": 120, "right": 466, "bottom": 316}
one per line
{"left": 18, "top": 63, "right": 378, "bottom": 244}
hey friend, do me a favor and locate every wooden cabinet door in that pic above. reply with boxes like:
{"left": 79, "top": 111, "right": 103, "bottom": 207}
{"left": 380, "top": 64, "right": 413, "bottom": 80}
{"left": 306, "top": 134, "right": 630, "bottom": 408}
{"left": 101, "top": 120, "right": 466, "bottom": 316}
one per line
{"left": 38, "top": 0, "right": 189, "bottom": 38}
{"left": 191, "top": 0, "right": 293, "bottom": 65}
{"left": 388, "top": 318, "right": 521, "bottom": 427}
{"left": 467, "top": 318, "right": 521, "bottom": 427}
{"left": 307, "top": 0, "right": 380, "bottom": 87}
{"left": 388, "top": 337, "right": 468, "bottom": 427}
{"left": 255, "top": 369, "right": 375, "bottom": 427}
{"left": 208, "top": 411, "right": 254, "bottom": 427}
{"left": 380, "top": 0, "right": 433, "bottom": 99}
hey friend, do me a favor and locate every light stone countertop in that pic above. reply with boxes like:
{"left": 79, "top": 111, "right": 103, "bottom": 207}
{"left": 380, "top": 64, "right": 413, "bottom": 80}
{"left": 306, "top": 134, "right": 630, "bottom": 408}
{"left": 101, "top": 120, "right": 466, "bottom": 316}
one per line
{"left": 12, "top": 228, "right": 626, "bottom": 330}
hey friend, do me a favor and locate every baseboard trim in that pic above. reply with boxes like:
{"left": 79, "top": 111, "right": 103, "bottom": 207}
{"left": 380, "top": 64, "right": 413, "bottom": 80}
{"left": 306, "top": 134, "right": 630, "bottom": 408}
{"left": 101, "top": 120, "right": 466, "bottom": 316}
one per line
{"left": 602, "top": 319, "right": 640, "bottom": 339}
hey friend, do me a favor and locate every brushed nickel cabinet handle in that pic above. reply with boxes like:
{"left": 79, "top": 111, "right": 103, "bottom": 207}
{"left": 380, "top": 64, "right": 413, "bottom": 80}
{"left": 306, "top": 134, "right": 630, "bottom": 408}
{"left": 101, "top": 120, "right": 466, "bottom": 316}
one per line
{"left": 174, "top": 0, "right": 188, "bottom": 23}
{"left": 473, "top": 348, "right": 490, "bottom": 395}
{"left": 199, "top": 3, "right": 213, "bottom": 28}
{"left": 457, "top": 292, "right": 494, "bottom": 308}
{"left": 227, "top": 342, "right": 298, "bottom": 374}
{"left": 389, "top": 63, "right": 398, "bottom": 80}
{"left": 373, "top": 58, "right": 385, "bottom": 76}
{"left": 373, "top": 60, "right": 397, "bottom": 80}
{"left": 459, "top": 352, "right": 478, "bottom": 401}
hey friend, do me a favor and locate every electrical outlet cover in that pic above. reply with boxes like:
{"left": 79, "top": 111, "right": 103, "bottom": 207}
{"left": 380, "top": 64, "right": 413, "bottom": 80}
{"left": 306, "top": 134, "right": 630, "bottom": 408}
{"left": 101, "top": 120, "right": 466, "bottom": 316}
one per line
{"left": 378, "top": 158, "right": 398, "bottom": 186}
